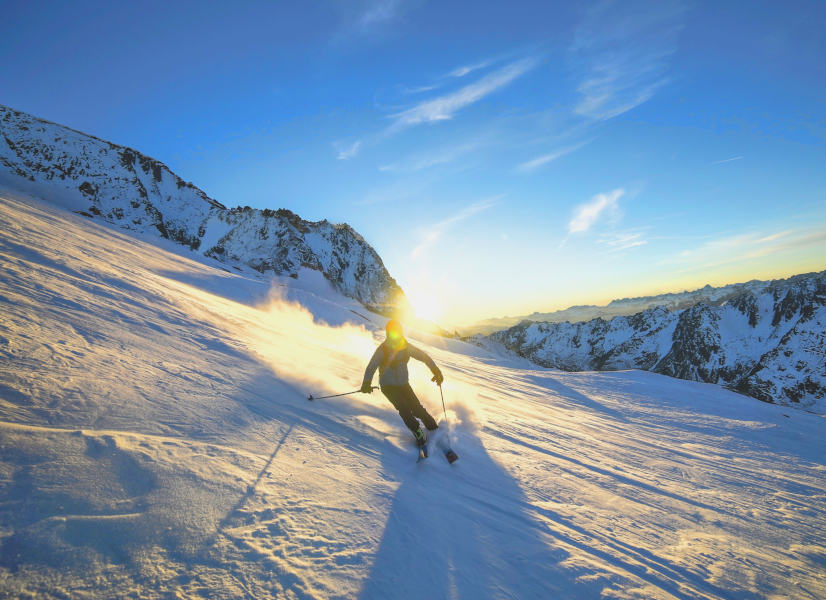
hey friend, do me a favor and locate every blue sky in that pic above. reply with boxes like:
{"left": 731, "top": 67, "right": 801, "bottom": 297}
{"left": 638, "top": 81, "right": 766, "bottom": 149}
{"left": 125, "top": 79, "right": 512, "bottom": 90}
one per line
{"left": 2, "top": 1, "right": 825, "bottom": 324}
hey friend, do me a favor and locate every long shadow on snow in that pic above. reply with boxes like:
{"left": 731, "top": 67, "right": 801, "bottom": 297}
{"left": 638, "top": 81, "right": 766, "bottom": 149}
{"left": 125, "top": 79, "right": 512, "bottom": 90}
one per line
{"left": 355, "top": 383, "right": 736, "bottom": 600}
{"left": 356, "top": 431, "right": 738, "bottom": 599}
{"left": 358, "top": 430, "right": 588, "bottom": 600}
{"left": 210, "top": 369, "right": 605, "bottom": 599}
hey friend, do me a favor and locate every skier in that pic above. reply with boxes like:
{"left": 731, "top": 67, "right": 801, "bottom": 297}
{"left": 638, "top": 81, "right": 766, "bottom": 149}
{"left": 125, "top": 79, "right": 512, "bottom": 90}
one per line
{"left": 361, "top": 319, "right": 444, "bottom": 449}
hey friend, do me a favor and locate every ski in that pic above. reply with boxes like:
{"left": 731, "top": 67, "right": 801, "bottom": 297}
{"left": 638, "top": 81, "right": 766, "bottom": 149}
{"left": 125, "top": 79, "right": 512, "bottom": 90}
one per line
{"left": 435, "top": 433, "right": 458, "bottom": 463}
{"left": 443, "top": 447, "right": 459, "bottom": 463}
{"left": 418, "top": 444, "right": 457, "bottom": 463}
{"left": 423, "top": 428, "right": 459, "bottom": 464}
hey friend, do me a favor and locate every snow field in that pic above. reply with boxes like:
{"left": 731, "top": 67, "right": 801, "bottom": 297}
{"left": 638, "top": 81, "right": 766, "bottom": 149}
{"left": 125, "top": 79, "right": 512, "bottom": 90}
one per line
{"left": 1, "top": 191, "right": 825, "bottom": 599}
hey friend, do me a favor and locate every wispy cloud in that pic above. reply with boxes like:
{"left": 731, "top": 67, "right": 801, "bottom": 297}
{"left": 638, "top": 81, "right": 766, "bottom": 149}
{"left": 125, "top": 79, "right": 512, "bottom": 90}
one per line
{"left": 396, "top": 55, "right": 500, "bottom": 98}
{"left": 568, "top": 188, "right": 624, "bottom": 234}
{"left": 334, "top": 56, "right": 535, "bottom": 160}
{"left": 358, "top": 0, "right": 403, "bottom": 31}
{"left": 336, "top": 140, "right": 362, "bottom": 161}
{"left": 711, "top": 155, "right": 743, "bottom": 165}
{"left": 598, "top": 231, "right": 647, "bottom": 252}
{"left": 515, "top": 140, "right": 589, "bottom": 173}
{"left": 400, "top": 84, "right": 440, "bottom": 95}
{"left": 570, "top": 0, "right": 685, "bottom": 121}
{"left": 354, "top": 175, "right": 437, "bottom": 206}
{"left": 331, "top": 0, "right": 409, "bottom": 42}
{"left": 412, "top": 197, "right": 500, "bottom": 258}
{"left": 662, "top": 227, "right": 826, "bottom": 271}
{"left": 388, "top": 57, "right": 537, "bottom": 133}
{"left": 448, "top": 59, "right": 493, "bottom": 78}
{"left": 379, "top": 140, "right": 484, "bottom": 173}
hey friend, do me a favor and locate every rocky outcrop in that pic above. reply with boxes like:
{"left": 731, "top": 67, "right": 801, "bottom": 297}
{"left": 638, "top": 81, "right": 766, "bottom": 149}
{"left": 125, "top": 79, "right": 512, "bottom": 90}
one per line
{"left": 0, "top": 105, "right": 407, "bottom": 314}
{"left": 489, "top": 272, "right": 826, "bottom": 412}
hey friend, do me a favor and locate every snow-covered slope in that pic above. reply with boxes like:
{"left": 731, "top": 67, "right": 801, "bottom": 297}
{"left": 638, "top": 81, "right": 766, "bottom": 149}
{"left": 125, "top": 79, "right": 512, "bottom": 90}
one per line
{"left": 487, "top": 272, "right": 826, "bottom": 413}
{"left": 463, "top": 279, "right": 775, "bottom": 335}
{"left": 0, "top": 105, "right": 407, "bottom": 315}
{"left": 2, "top": 188, "right": 825, "bottom": 599}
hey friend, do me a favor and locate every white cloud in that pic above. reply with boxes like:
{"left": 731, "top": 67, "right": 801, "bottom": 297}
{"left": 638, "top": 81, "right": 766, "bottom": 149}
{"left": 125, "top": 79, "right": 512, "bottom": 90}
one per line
{"left": 358, "top": 0, "right": 403, "bottom": 31}
{"left": 568, "top": 189, "right": 624, "bottom": 234}
{"left": 570, "top": 0, "right": 684, "bottom": 121}
{"left": 379, "top": 154, "right": 449, "bottom": 173}
{"left": 400, "top": 84, "right": 440, "bottom": 95}
{"left": 755, "top": 231, "right": 791, "bottom": 244}
{"left": 379, "top": 140, "right": 483, "bottom": 173}
{"left": 388, "top": 57, "right": 537, "bottom": 132}
{"left": 598, "top": 231, "right": 647, "bottom": 252}
{"left": 662, "top": 227, "right": 826, "bottom": 271}
{"left": 412, "top": 197, "right": 500, "bottom": 258}
{"left": 336, "top": 140, "right": 362, "bottom": 160}
{"left": 331, "top": 0, "right": 409, "bottom": 42}
{"left": 515, "top": 141, "right": 589, "bottom": 173}
{"left": 711, "top": 155, "right": 743, "bottom": 165}
{"left": 354, "top": 176, "right": 435, "bottom": 206}
{"left": 335, "top": 57, "right": 534, "bottom": 160}
{"left": 448, "top": 59, "right": 493, "bottom": 78}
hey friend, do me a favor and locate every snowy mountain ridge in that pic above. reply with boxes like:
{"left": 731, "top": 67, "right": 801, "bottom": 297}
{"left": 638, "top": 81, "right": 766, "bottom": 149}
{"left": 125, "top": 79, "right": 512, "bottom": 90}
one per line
{"left": 486, "top": 270, "right": 826, "bottom": 412}
{"left": 463, "top": 278, "right": 776, "bottom": 335}
{"left": 0, "top": 104, "right": 407, "bottom": 315}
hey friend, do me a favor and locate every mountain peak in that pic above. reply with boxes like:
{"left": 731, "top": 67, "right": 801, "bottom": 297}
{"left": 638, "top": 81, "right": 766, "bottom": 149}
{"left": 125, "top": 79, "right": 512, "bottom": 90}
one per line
{"left": 0, "top": 104, "right": 408, "bottom": 316}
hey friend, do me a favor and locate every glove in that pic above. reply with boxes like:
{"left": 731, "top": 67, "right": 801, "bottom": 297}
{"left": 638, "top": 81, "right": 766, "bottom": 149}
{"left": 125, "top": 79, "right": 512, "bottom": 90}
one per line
{"left": 360, "top": 382, "right": 373, "bottom": 393}
{"left": 431, "top": 370, "right": 444, "bottom": 386}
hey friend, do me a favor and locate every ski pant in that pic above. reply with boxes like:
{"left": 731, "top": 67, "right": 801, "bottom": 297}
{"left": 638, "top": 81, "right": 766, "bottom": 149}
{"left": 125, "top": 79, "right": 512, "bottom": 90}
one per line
{"left": 381, "top": 383, "right": 438, "bottom": 435}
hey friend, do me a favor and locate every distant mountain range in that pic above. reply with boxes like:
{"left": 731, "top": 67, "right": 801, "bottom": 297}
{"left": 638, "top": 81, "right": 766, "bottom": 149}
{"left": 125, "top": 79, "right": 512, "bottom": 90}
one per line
{"left": 481, "top": 270, "right": 826, "bottom": 411}
{"left": 461, "top": 279, "right": 773, "bottom": 335}
{"left": 0, "top": 105, "right": 408, "bottom": 316}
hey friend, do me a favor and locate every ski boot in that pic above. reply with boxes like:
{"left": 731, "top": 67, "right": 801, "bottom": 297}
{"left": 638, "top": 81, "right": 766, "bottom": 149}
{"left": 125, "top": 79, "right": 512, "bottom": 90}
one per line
{"left": 414, "top": 426, "right": 427, "bottom": 447}
{"left": 415, "top": 427, "right": 428, "bottom": 461}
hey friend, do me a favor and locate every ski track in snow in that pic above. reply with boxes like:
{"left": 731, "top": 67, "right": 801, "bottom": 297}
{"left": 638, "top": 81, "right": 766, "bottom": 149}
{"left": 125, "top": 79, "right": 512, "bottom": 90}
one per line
{"left": 1, "top": 190, "right": 825, "bottom": 599}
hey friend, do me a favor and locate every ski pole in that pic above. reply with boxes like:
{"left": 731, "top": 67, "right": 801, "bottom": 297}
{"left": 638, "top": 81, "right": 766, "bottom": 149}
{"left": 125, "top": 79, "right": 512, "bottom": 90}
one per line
{"left": 307, "top": 386, "right": 377, "bottom": 401}
{"left": 438, "top": 384, "right": 451, "bottom": 445}
{"left": 438, "top": 384, "right": 460, "bottom": 463}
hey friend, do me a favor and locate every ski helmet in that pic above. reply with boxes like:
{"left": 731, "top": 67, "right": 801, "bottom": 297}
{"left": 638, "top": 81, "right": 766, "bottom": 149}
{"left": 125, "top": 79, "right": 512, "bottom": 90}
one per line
{"left": 385, "top": 319, "right": 403, "bottom": 340}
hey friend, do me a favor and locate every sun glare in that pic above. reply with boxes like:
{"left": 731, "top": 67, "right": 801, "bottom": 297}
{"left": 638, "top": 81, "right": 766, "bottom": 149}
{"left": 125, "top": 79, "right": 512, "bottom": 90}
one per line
{"left": 406, "top": 287, "right": 443, "bottom": 322}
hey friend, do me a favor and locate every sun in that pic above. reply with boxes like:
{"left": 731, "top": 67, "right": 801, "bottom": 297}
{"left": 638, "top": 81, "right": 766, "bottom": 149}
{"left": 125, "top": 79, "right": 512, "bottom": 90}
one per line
{"left": 405, "top": 286, "right": 443, "bottom": 322}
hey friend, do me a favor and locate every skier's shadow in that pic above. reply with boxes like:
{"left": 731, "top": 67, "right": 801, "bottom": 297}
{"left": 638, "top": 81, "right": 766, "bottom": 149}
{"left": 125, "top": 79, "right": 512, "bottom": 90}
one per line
{"left": 357, "top": 429, "right": 591, "bottom": 599}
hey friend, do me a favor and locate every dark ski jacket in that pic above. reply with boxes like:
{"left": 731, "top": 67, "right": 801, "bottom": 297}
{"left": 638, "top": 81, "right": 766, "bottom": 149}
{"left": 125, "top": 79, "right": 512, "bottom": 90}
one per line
{"left": 362, "top": 339, "right": 442, "bottom": 388}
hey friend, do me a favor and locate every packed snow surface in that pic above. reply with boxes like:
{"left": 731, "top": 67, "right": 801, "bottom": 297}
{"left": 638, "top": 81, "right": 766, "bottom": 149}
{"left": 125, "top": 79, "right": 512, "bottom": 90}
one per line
{"left": 1, "top": 190, "right": 825, "bottom": 599}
